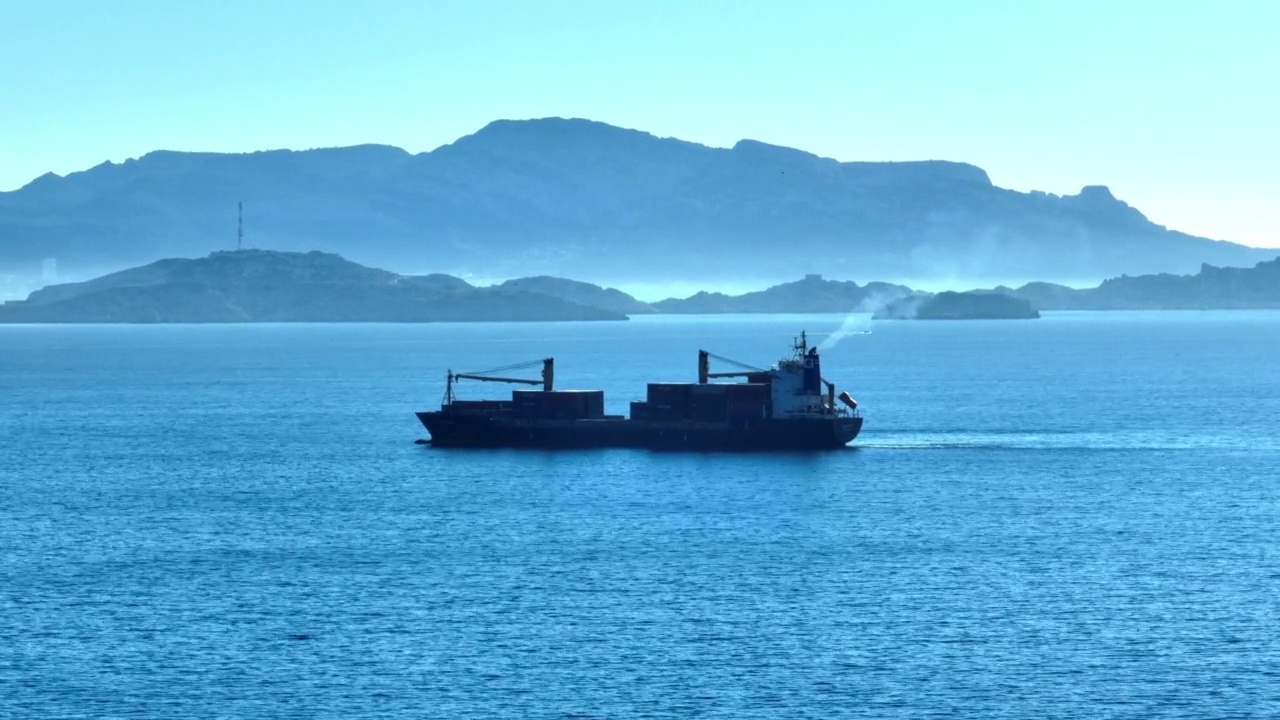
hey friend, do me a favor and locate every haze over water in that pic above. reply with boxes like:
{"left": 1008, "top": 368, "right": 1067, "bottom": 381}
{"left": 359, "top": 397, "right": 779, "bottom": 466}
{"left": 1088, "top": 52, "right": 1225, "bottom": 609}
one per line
{"left": 4, "top": 313, "right": 1279, "bottom": 717}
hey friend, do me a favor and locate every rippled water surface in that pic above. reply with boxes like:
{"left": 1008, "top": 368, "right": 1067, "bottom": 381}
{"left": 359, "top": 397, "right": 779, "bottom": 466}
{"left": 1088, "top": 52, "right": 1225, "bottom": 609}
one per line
{"left": 3, "top": 312, "right": 1280, "bottom": 718}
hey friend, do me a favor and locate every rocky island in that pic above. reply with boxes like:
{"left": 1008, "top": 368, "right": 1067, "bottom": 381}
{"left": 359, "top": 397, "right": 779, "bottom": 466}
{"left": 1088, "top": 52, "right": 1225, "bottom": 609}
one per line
{"left": 0, "top": 250, "right": 628, "bottom": 323}
{"left": 872, "top": 291, "right": 1041, "bottom": 320}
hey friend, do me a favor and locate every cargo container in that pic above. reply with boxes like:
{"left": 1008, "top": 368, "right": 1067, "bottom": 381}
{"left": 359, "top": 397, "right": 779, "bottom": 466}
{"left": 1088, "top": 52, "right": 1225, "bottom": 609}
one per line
{"left": 512, "top": 389, "right": 605, "bottom": 419}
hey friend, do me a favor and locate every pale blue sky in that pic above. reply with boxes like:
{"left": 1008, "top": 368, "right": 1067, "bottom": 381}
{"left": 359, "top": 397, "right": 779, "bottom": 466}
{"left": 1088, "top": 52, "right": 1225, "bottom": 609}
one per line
{"left": 3, "top": 0, "right": 1276, "bottom": 246}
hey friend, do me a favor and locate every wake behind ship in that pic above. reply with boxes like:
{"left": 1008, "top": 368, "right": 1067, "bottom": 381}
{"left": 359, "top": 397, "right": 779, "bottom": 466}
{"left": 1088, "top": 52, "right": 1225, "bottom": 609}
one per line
{"left": 416, "top": 332, "right": 863, "bottom": 450}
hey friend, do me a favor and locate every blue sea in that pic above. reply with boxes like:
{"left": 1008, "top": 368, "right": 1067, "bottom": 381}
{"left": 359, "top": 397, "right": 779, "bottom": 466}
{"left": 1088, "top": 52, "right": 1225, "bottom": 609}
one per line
{"left": 3, "top": 312, "right": 1279, "bottom": 718}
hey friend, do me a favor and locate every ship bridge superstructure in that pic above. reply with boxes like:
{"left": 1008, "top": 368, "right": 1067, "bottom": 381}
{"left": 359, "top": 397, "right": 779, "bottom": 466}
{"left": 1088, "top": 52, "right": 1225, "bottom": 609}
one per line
{"left": 763, "top": 331, "right": 858, "bottom": 419}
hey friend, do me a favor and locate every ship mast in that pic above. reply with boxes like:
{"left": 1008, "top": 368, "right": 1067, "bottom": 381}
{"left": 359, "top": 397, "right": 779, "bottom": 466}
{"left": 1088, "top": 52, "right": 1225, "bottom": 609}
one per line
{"left": 794, "top": 330, "right": 808, "bottom": 356}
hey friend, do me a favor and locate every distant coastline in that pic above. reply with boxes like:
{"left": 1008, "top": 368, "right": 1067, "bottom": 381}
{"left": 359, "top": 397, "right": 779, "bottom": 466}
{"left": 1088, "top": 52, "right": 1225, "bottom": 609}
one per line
{"left": 2, "top": 250, "right": 1278, "bottom": 324}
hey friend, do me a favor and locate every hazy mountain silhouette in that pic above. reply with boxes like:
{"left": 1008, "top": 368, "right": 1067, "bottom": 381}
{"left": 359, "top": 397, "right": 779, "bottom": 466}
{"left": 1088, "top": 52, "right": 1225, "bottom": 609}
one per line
{"left": 1, "top": 118, "right": 1272, "bottom": 286}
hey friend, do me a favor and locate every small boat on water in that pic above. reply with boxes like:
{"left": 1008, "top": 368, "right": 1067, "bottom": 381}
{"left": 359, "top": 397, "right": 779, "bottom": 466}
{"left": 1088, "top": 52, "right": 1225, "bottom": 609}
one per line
{"left": 416, "top": 332, "right": 862, "bottom": 450}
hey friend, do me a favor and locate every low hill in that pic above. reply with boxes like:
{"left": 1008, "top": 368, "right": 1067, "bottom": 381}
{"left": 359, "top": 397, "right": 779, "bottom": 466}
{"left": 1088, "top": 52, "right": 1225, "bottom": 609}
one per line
{"left": 495, "top": 275, "right": 653, "bottom": 315}
{"left": 652, "top": 274, "right": 917, "bottom": 313}
{"left": 0, "top": 250, "right": 627, "bottom": 323}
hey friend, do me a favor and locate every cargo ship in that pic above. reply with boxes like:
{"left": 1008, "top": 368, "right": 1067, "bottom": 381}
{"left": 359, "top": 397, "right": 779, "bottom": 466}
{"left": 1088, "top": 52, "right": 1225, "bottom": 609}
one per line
{"left": 416, "top": 332, "right": 863, "bottom": 450}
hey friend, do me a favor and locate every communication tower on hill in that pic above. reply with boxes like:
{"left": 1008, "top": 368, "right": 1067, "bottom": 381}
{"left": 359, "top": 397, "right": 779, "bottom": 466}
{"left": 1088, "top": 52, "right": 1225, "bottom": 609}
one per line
{"left": 237, "top": 201, "right": 244, "bottom": 251}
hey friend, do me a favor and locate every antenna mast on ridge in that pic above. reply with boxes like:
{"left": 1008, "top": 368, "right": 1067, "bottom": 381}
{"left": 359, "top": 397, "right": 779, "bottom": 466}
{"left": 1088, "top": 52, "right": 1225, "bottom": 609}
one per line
{"left": 237, "top": 201, "right": 244, "bottom": 251}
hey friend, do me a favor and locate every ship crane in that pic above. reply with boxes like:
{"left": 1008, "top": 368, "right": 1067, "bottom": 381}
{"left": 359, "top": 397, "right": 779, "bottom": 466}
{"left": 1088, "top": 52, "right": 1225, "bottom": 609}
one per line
{"left": 698, "top": 350, "right": 764, "bottom": 384}
{"left": 445, "top": 358, "right": 553, "bottom": 404}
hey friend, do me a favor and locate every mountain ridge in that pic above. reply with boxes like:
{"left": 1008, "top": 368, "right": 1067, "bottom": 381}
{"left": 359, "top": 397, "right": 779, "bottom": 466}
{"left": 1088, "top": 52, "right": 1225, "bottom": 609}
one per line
{"left": 1, "top": 117, "right": 1272, "bottom": 288}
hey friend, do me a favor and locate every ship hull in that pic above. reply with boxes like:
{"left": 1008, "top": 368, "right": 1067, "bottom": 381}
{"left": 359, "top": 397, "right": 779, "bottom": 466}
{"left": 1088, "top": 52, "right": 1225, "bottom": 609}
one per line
{"left": 417, "top": 412, "right": 863, "bottom": 450}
